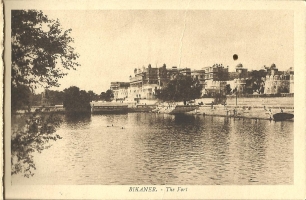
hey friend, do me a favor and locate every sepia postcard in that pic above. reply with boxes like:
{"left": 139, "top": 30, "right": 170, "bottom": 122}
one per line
{"left": 2, "top": 0, "right": 306, "bottom": 199}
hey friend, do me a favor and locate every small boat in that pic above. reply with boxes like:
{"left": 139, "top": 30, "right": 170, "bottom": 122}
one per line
{"left": 273, "top": 112, "right": 294, "bottom": 121}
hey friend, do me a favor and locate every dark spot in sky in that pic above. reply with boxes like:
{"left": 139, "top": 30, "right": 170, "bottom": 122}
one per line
{"left": 233, "top": 54, "right": 238, "bottom": 60}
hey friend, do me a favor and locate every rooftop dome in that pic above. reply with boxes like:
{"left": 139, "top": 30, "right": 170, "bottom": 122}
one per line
{"left": 236, "top": 63, "right": 243, "bottom": 68}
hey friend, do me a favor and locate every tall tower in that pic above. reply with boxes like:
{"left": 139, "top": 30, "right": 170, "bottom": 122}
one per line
{"left": 41, "top": 89, "right": 50, "bottom": 106}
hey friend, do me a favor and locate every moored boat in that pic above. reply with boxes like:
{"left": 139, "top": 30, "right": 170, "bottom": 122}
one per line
{"left": 273, "top": 112, "right": 294, "bottom": 121}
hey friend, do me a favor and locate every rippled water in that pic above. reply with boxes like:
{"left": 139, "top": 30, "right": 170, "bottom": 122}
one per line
{"left": 12, "top": 113, "right": 293, "bottom": 185}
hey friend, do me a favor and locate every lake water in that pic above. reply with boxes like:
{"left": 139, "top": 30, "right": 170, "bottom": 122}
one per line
{"left": 11, "top": 113, "right": 293, "bottom": 185}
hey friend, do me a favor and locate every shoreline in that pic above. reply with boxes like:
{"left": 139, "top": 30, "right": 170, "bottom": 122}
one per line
{"left": 185, "top": 105, "right": 294, "bottom": 121}
{"left": 14, "top": 102, "right": 294, "bottom": 121}
{"left": 12, "top": 108, "right": 294, "bottom": 122}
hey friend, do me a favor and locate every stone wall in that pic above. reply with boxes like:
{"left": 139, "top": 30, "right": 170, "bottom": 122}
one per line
{"left": 226, "top": 96, "right": 293, "bottom": 107}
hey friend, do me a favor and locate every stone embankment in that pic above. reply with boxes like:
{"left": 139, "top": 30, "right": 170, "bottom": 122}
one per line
{"left": 188, "top": 105, "right": 293, "bottom": 120}
{"left": 188, "top": 96, "right": 294, "bottom": 120}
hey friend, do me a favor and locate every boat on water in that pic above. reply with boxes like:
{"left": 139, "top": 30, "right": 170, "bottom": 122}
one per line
{"left": 273, "top": 112, "right": 294, "bottom": 121}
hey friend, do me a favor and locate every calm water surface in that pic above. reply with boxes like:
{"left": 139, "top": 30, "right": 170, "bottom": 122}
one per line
{"left": 12, "top": 113, "right": 293, "bottom": 185}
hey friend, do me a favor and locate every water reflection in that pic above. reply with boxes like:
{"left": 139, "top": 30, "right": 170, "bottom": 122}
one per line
{"left": 12, "top": 113, "right": 293, "bottom": 185}
{"left": 174, "top": 114, "right": 196, "bottom": 124}
{"left": 65, "top": 113, "right": 91, "bottom": 123}
{"left": 65, "top": 113, "right": 92, "bottom": 129}
{"left": 11, "top": 113, "right": 63, "bottom": 178}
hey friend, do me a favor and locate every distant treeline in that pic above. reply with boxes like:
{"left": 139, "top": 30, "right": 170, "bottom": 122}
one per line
{"left": 12, "top": 86, "right": 114, "bottom": 113}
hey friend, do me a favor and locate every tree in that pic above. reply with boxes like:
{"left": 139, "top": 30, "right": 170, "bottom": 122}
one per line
{"left": 213, "top": 93, "right": 227, "bottom": 105}
{"left": 245, "top": 79, "right": 254, "bottom": 94}
{"left": 12, "top": 10, "right": 80, "bottom": 89}
{"left": 45, "top": 90, "right": 65, "bottom": 106}
{"left": 28, "top": 92, "right": 42, "bottom": 106}
{"left": 214, "top": 64, "right": 229, "bottom": 95}
{"left": 11, "top": 84, "right": 32, "bottom": 112}
{"left": 11, "top": 10, "right": 79, "bottom": 177}
{"left": 11, "top": 10, "right": 80, "bottom": 112}
{"left": 100, "top": 89, "right": 114, "bottom": 102}
{"left": 87, "top": 90, "right": 99, "bottom": 102}
{"left": 248, "top": 70, "right": 267, "bottom": 94}
{"left": 63, "top": 86, "right": 91, "bottom": 113}
{"left": 225, "top": 84, "right": 232, "bottom": 95}
{"left": 156, "top": 74, "right": 202, "bottom": 104}
{"left": 11, "top": 113, "right": 62, "bottom": 177}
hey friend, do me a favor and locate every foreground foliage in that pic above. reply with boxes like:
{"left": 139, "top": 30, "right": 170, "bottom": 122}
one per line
{"left": 11, "top": 10, "right": 80, "bottom": 112}
{"left": 12, "top": 10, "right": 80, "bottom": 89}
{"left": 11, "top": 113, "right": 62, "bottom": 177}
{"left": 11, "top": 10, "right": 78, "bottom": 177}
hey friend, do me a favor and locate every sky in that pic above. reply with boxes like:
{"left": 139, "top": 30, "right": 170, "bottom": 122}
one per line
{"left": 41, "top": 10, "right": 294, "bottom": 94}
